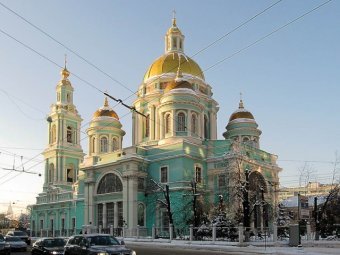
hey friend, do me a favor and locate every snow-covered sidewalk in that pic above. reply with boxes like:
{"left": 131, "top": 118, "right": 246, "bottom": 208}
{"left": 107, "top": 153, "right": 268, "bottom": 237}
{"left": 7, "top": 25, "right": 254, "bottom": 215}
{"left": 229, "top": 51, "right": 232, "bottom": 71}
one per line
{"left": 124, "top": 238, "right": 340, "bottom": 255}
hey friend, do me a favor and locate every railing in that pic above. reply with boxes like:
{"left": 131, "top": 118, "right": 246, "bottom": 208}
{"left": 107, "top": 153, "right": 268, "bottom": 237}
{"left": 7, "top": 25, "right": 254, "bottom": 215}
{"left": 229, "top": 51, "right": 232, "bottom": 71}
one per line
{"left": 30, "top": 222, "right": 321, "bottom": 245}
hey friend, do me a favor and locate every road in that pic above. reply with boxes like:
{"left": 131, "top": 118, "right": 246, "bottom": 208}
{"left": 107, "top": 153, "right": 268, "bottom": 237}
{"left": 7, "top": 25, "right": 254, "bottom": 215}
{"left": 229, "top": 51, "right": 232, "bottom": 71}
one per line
{"left": 12, "top": 244, "right": 244, "bottom": 255}
{"left": 128, "top": 244, "right": 243, "bottom": 254}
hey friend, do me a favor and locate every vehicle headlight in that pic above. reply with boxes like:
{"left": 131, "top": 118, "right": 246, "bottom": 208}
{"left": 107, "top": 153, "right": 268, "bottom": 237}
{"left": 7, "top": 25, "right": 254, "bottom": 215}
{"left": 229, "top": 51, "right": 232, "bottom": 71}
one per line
{"left": 51, "top": 251, "right": 59, "bottom": 255}
{"left": 96, "top": 253, "right": 109, "bottom": 255}
{"left": 5, "top": 243, "right": 10, "bottom": 248}
{"left": 131, "top": 251, "right": 137, "bottom": 255}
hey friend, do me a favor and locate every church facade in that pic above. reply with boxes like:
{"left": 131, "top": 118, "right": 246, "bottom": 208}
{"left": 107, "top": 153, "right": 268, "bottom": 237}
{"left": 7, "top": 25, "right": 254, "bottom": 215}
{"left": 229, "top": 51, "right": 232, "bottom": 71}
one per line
{"left": 30, "top": 18, "right": 281, "bottom": 237}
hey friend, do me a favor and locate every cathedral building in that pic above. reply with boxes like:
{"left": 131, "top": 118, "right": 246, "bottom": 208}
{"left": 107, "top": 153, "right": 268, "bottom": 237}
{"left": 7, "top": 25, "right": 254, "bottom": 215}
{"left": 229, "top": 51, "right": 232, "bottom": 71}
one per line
{"left": 30, "top": 17, "right": 281, "bottom": 237}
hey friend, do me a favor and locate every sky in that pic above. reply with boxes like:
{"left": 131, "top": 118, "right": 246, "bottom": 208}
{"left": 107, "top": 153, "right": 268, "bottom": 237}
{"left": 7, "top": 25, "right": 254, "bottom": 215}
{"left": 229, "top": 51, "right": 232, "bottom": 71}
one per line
{"left": 0, "top": 0, "right": 339, "bottom": 215}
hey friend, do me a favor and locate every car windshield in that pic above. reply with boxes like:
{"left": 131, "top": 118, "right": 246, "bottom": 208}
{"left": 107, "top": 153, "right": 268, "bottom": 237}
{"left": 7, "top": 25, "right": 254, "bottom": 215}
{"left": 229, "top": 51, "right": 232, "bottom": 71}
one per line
{"left": 43, "top": 238, "right": 66, "bottom": 247}
{"left": 6, "top": 236, "right": 21, "bottom": 242}
{"left": 86, "top": 236, "right": 120, "bottom": 246}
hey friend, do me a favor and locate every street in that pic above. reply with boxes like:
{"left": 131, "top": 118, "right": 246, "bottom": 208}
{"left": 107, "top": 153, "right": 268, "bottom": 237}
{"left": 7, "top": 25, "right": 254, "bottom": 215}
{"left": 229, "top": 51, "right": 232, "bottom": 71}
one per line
{"left": 11, "top": 244, "right": 244, "bottom": 255}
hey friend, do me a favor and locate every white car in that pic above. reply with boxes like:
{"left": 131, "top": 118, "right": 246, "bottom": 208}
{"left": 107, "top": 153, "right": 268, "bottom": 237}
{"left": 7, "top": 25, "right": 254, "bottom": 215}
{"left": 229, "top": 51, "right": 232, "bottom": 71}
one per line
{"left": 4, "top": 236, "right": 27, "bottom": 252}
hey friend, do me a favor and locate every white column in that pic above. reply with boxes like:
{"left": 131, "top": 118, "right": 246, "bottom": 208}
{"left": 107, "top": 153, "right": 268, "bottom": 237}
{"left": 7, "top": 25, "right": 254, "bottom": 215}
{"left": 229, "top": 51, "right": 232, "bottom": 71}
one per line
{"left": 132, "top": 112, "right": 136, "bottom": 145}
{"left": 155, "top": 106, "right": 159, "bottom": 140}
{"left": 103, "top": 203, "right": 107, "bottom": 228}
{"left": 159, "top": 112, "right": 164, "bottom": 139}
{"left": 150, "top": 105, "right": 155, "bottom": 140}
{"left": 200, "top": 112, "right": 205, "bottom": 138}
{"left": 187, "top": 110, "right": 191, "bottom": 135}
{"left": 171, "top": 109, "right": 176, "bottom": 136}
{"left": 123, "top": 177, "right": 128, "bottom": 227}
{"left": 128, "top": 177, "right": 138, "bottom": 229}
{"left": 88, "top": 183, "right": 94, "bottom": 225}
{"left": 114, "top": 202, "right": 118, "bottom": 229}
{"left": 84, "top": 183, "right": 89, "bottom": 226}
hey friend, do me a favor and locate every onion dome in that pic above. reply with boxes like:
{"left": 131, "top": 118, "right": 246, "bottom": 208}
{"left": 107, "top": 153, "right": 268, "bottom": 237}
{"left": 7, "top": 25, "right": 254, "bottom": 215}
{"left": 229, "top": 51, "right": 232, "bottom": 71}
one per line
{"left": 229, "top": 99, "right": 255, "bottom": 122}
{"left": 144, "top": 53, "right": 204, "bottom": 82}
{"left": 93, "top": 97, "right": 119, "bottom": 119}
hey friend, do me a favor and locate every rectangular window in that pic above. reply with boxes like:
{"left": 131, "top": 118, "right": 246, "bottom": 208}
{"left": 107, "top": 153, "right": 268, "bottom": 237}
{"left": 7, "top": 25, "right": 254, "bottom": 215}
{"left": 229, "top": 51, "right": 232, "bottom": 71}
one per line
{"left": 40, "top": 219, "right": 44, "bottom": 230}
{"left": 97, "top": 204, "right": 103, "bottom": 227}
{"left": 50, "top": 219, "right": 54, "bottom": 231}
{"left": 161, "top": 210, "right": 169, "bottom": 231}
{"left": 195, "top": 166, "right": 202, "bottom": 184}
{"left": 107, "top": 202, "right": 114, "bottom": 226}
{"left": 218, "top": 174, "right": 226, "bottom": 188}
{"left": 61, "top": 218, "right": 65, "bottom": 231}
{"left": 160, "top": 166, "right": 168, "bottom": 183}
{"left": 72, "top": 218, "right": 76, "bottom": 230}
{"left": 138, "top": 177, "right": 145, "bottom": 191}
{"left": 118, "top": 202, "right": 123, "bottom": 227}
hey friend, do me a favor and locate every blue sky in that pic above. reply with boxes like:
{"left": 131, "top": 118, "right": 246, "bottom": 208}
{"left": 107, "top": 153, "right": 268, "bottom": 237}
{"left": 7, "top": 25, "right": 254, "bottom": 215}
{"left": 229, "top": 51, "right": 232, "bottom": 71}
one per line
{"left": 0, "top": 0, "right": 339, "bottom": 214}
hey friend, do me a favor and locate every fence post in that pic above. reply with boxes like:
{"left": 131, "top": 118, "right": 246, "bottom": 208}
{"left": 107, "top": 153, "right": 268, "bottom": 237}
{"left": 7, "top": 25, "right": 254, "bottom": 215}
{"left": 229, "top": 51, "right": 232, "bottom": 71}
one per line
{"left": 273, "top": 222, "right": 278, "bottom": 243}
{"left": 239, "top": 223, "right": 244, "bottom": 244}
{"left": 212, "top": 224, "right": 216, "bottom": 243}
{"left": 189, "top": 224, "right": 193, "bottom": 242}
{"left": 110, "top": 225, "right": 113, "bottom": 236}
{"left": 306, "top": 222, "right": 311, "bottom": 241}
{"left": 169, "top": 224, "right": 173, "bottom": 241}
{"left": 137, "top": 225, "right": 140, "bottom": 239}
{"left": 152, "top": 224, "right": 156, "bottom": 239}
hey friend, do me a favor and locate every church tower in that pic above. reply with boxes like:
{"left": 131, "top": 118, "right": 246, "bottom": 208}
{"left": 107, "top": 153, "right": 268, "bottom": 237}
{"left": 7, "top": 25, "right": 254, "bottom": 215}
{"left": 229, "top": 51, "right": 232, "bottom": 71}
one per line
{"left": 42, "top": 65, "right": 84, "bottom": 191}
{"left": 133, "top": 16, "right": 219, "bottom": 146}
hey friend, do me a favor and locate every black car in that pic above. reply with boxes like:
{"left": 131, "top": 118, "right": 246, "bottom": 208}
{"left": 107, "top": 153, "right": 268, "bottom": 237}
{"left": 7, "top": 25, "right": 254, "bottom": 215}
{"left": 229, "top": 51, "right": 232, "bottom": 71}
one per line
{"left": 31, "top": 237, "right": 66, "bottom": 255}
{"left": 64, "top": 234, "right": 136, "bottom": 255}
{"left": 6, "top": 230, "right": 30, "bottom": 245}
{"left": 0, "top": 234, "right": 10, "bottom": 255}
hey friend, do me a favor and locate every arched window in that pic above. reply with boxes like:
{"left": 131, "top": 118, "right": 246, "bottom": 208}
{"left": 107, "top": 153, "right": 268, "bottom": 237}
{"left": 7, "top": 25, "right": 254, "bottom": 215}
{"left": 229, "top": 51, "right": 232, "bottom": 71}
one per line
{"left": 67, "top": 126, "right": 73, "bottom": 143}
{"left": 67, "top": 164, "right": 75, "bottom": 183}
{"left": 204, "top": 115, "right": 209, "bottom": 139}
{"left": 145, "top": 114, "right": 150, "bottom": 138}
{"left": 195, "top": 166, "right": 202, "bottom": 184}
{"left": 49, "top": 164, "right": 54, "bottom": 183}
{"left": 138, "top": 204, "right": 145, "bottom": 226}
{"left": 97, "top": 173, "right": 123, "bottom": 194}
{"left": 177, "top": 112, "right": 186, "bottom": 131}
{"left": 91, "top": 137, "right": 96, "bottom": 153}
{"left": 173, "top": 37, "right": 177, "bottom": 48}
{"left": 67, "top": 93, "right": 70, "bottom": 103}
{"left": 243, "top": 137, "right": 249, "bottom": 143}
{"left": 165, "top": 114, "right": 171, "bottom": 134}
{"left": 191, "top": 114, "right": 197, "bottom": 134}
{"left": 100, "top": 137, "right": 108, "bottom": 153}
{"left": 51, "top": 125, "right": 56, "bottom": 143}
{"left": 112, "top": 137, "right": 118, "bottom": 151}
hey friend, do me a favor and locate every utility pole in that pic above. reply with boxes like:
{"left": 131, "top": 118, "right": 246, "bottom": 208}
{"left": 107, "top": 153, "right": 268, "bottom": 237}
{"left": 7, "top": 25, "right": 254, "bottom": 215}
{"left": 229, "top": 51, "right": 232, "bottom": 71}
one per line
{"left": 314, "top": 196, "right": 319, "bottom": 240}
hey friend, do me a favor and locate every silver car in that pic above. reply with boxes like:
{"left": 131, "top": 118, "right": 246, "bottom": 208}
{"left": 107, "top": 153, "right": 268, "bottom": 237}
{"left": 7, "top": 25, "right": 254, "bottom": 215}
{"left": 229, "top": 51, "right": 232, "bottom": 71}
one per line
{"left": 4, "top": 236, "right": 27, "bottom": 252}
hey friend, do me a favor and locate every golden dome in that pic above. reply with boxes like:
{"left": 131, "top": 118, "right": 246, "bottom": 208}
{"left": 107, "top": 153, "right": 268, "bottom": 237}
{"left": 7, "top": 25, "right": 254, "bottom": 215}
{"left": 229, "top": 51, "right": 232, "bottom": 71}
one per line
{"left": 229, "top": 100, "right": 255, "bottom": 121}
{"left": 143, "top": 52, "right": 204, "bottom": 82}
{"left": 93, "top": 97, "right": 119, "bottom": 119}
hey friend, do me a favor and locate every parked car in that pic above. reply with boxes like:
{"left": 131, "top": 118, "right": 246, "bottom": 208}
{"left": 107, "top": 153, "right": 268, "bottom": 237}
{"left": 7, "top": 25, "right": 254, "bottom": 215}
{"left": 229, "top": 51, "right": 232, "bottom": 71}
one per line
{"left": 64, "top": 234, "right": 136, "bottom": 255}
{"left": 6, "top": 230, "right": 30, "bottom": 245}
{"left": 31, "top": 237, "right": 66, "bottom": 255}
{"left": 4, "top": 236, "right": 27, "bottom": 252}
{"left": 0, "top": 234, "right": 10, "bottom": 255}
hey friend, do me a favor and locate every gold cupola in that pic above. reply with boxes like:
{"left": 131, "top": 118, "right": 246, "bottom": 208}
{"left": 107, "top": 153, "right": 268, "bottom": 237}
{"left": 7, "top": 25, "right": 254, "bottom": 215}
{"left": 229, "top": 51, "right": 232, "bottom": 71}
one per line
{"left": 93, "top": 97, "right": 119, "bottom": 119}
{"left": 143, "top": 15, "right": 204, "bottom": 82}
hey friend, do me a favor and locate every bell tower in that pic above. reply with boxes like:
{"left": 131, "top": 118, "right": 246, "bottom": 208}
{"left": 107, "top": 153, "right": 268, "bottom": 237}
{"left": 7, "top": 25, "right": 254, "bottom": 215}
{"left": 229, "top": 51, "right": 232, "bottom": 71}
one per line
{"left": 42, "top": 64, "right": 84, "bottom": 191}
